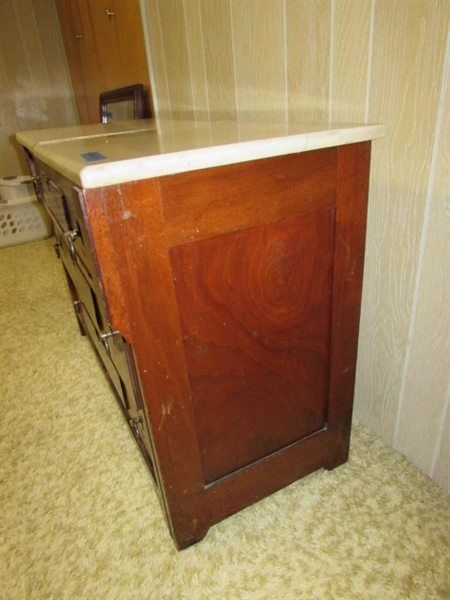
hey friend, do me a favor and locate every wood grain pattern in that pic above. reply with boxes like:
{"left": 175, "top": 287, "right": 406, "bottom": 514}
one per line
{"left": 182, "top": 0, "right": 210, "bottom": 120}
{"left": 160, "top": 149, "right": 336, "bottom": 246}
{"left": 83, "top": 185, "right": 132, "bottom": 340}
{"left": 332, "top": 0, "right": 372, "bottom": 122}
{"left": 55, "top": 0, "right": 152, "bottom": 124}
{"left": 171, "top": 211, "right": 333, "bottom": 483}
{"left": 230, "top": 0, "right": 286, "bottom": 122}
{"left": 88, "top": 0, "right": 125, "bottom": 92}
{"left": 326, "top": 142, "right": 371, "bottom": 468}
{"left": 110, "top": 0, "right": 151, "bottom": 108}
{"left": 428, "top": 46, "right": 450, "bottom": 491}
{"left": 199, "top": 0, "right": 237, "bottom": 121}
{"left": 286, "top": 0, "right": 331, "bottom": 122}
{"left": 154, "top": 0, "right": 194, "bottom": 120}
{"left": 141, "top": 0, "right": 170, "bottom": 118}
{"left": 395, "top": 40, "right": 450, "bottom": 485}
{"left": 54, "top": 0, "right": 104, "bottom": 124}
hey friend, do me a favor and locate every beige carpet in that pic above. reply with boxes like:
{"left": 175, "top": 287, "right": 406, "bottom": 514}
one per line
{"left": 0, "top": 238, "right": 449, "bottom": 600}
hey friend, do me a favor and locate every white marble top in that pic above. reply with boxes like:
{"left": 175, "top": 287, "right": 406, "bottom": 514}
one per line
{"left": 17, "top": 119, "right": 385, "bottom": 189}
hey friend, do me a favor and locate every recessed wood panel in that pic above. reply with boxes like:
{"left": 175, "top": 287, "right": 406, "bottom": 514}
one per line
{"left": 171, "top": 211, "right": 334, "bottom": 484}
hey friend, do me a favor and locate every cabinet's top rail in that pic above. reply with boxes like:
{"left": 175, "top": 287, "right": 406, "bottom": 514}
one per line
{"left": 17, "top": 119, "right": 385, "bottom": 189}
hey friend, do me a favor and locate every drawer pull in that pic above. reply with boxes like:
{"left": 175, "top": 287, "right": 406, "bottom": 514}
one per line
{"left": 30, "top": 175, "right": 41, "bottom": 195}
{"left": 100, "top": 329, "right": 119, "bottom": 357}
{"left": 64, "top": 229, "right": 79, "bottom": 263}
{"left": 129, "top": 417, "right": 143, "bottom": 440}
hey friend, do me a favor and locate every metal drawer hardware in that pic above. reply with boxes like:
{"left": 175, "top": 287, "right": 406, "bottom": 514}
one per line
{"left": 100, "top": 329, "right": 120, "bottom": 357}
{"left": 30, "top": 175, "right": 41, "bottom": 195}
{"left": 129, "top": 417, "right": 143, "bottom": 440}
{"left": 105, "top": 8, "right": 114, "bottom": 18}
{"left": 64, "top": 229, "right": 79, "bottom": 263}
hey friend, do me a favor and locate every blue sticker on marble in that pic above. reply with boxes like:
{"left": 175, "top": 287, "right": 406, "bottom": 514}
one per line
{"left": 81, "top": 152, "right": 108, "bottom": 162}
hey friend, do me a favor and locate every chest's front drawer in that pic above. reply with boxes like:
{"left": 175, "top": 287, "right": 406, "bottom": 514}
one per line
{"left": 35, "top": 164, "right": 72, "bottom": 232}
{"left": 56, "top": 225, "right": 109, "bottom": 334}
{"left": 69, "top": 275, "right": 158, "bottom": 484}
{"left": 35, "top": 161, "right": 100, "bottom": 285}
{"left": 54, "top": 227, "right": 157, "bottom": 476}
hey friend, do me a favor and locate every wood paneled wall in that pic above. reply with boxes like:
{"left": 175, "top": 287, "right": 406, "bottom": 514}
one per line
{"left": 0, "top": 0, "right": 78, "bottom": 177}
{"left": 141, "top": 0, "right": 450, "bottom": 492}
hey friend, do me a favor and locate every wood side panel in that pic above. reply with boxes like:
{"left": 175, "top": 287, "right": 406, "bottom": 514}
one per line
{"left": 326, "top": 142, "right": 371, "bottom": 468}
{"left": 160, "top": 149, "right": 337, "bottom": 246}
{"left": 205, "top": 429, "right": 328, "bottom": 526}
{"left": 98, "top": 178, "right": 210, "bottom": 549}
{"left": 83, "top": 187, "right": 132, "bottom": 339}
{"left": 201, "top": 143, "right": 372, "bottom": 526}
{"left": 170, "top": 211, "right": 334, "bottom": 484}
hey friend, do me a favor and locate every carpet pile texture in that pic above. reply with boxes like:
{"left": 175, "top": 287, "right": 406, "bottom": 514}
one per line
{"left": 0, "top": 238, "right": 449, "bottom": 600}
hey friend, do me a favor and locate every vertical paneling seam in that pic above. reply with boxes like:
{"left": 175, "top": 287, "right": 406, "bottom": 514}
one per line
{"left": 431, "top": 383, "right": 450, "bottom": 479}
{"left": 197, "top": 1, "right": 210, "bottom": 120}
{"left": 31, "top": 0, "right": 55, "bottom": 118}
{"left": 14, "top": 1, "right": 30, "bottom": 90}
{"left": 283, "top": 0, "right": 288, "bottom": 122}
{"left": 139, "top": 0, "right": 160, "bottom": 119}
{"left": 393, "top": 24, "right": 450, "bottom": 456}
{"left": 229, "top": 0, "right": 239, "bottom": 120}
{"left": 328, "top": 0, "right": 335, "bottom": 121}
{"left": 156, "top": 0, "right": 172, "bottom": 118}
{"left": 365, "top": 0, "right": 376, "bottom": 123}
{"left": 182, "top": 1, "right": 194, "bottom": 119}
{"left": 429, "top": 25, "right": 450, "bottom": 478}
